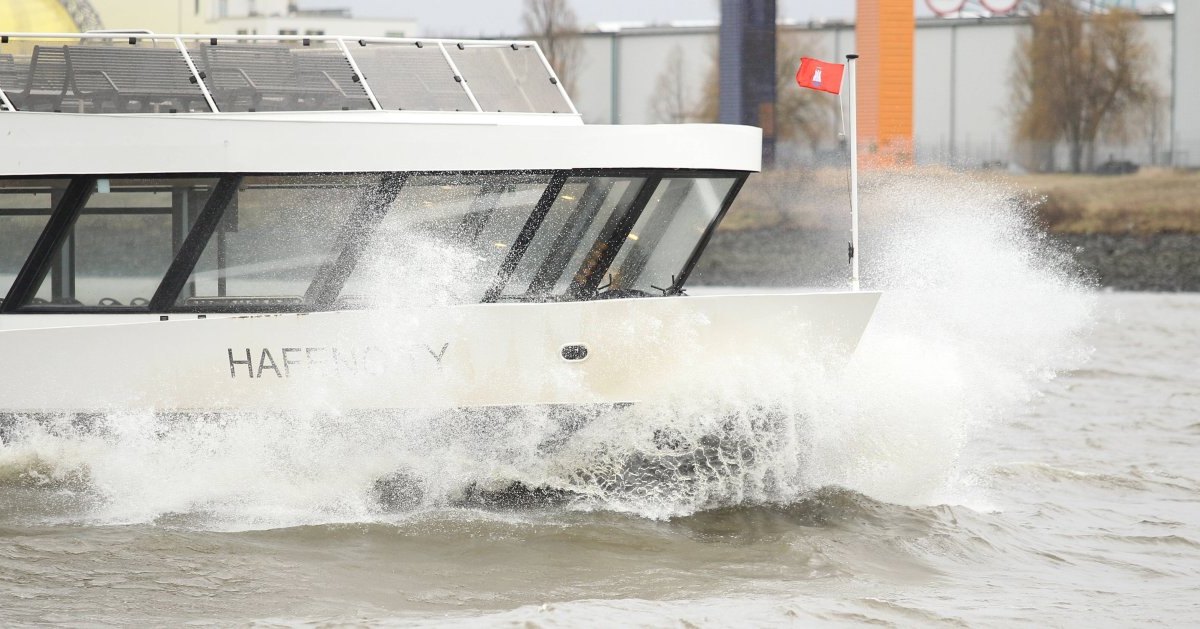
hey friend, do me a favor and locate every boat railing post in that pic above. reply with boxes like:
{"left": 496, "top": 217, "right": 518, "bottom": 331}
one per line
{"left": 174, "top": 36, "right": 219, "bottom": 113}
{"left": 0, "top": 34, "right": 14, "bottom": 110}
{"left": 336, "top": 37, "right": 382, "bottom": 111}
{"left": 847, "top": 53, "right": 860, "bottom": 292}
{"left": 0, "top": 51, "right": 13, "bottom": 111}
{"left": 438, "top": 42, "right": 483, "bottom": 112}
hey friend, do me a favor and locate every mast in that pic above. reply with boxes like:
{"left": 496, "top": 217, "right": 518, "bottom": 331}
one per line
{"left": 846, "top": 53, "right": 860, "bottom": 292}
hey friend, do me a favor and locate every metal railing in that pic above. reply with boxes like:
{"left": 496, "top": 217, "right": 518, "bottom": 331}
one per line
{"left": 0, "top": 32, "right": 579, "bottom": 116}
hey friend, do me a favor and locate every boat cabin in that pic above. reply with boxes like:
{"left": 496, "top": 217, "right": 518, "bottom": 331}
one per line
{"left": 0, "top": 34, "right": 754, "bottom": 315}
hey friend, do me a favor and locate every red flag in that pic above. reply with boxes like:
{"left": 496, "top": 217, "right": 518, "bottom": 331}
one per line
{"left": 796, "top": 57, "right": 845, "bottom": 94}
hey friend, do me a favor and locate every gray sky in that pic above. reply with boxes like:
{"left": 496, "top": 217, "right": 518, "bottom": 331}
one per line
{"left": 299, "top": 0, "right": 1173, "bottom": 37}
{"left": 300, "top": 1, "right": 860, "bottom": 37}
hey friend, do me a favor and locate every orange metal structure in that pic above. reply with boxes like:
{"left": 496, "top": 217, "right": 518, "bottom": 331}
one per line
{"left": 855, "top": 0, "right": 914, "bottom": 164}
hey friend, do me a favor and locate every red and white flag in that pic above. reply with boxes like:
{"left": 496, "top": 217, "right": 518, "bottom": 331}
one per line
{"left": 795, "top": 57, "right": 845, "bottom": 94}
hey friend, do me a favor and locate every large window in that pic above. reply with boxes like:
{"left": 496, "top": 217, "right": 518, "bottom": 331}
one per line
{"left": 340, "top": 173, "right": 551, "bottom": 306}
{"left": 605, "top": 177, "right": 736, "bottom": 295}
{"left": 179, "top": 175, "right": 373, "bottom": 308}
{"left": 0, "top": 171, "right": 743, "bottom": 313}
{"left": 19, "top": 177, "right": 220, "bottom": 308}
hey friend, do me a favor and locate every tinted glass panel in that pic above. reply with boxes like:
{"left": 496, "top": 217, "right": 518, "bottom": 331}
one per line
{"left": 0, "top": 178, "right": 65, "bottom": 305}
{"left": 346, "top": 43, "right": 475, "bottom": 112}
{"left": 340, "top": 173, "right": 550, "bottom": 306}
{"left": 190, "top": 39, "right": 372, "bottom": 112}
{"left": 448, "top": 45, "right": 572, "bottom": 113}
{"left": 26, "top": 177, "right": 220, "bottom": 307}
{"left": 0, "top": 36, "right": 211, "bottom": 113}
{"left": 180, "top": 175, "right": 371, "bottom": 308}
{"left": 605, "top": 177, "right": 735, "bottom": 294}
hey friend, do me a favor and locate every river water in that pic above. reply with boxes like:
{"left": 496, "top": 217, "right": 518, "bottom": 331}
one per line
{"left": 2, "top": 176, "right": 1198, "bottom": 626}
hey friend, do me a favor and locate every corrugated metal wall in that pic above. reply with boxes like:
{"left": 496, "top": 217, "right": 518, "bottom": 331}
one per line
{"left": 573, "top": 12, "right": 1185, "bottom": 169}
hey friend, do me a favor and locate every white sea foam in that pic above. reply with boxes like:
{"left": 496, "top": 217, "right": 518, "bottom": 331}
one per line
{"left": 0, "top": 172, "right": 1097, "bottom": 527}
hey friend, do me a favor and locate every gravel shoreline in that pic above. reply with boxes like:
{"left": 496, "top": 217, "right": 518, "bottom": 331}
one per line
{"left": 692, "top": 228, "right": 1200, "bottom": 292}
{"left": 1055, "top": 233, "right": 1200, "bottom": 292}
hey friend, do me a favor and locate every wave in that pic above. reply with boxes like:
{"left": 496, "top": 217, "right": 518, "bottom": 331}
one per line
{"left": 0, "top": 171, "right": 1097, "bottom": 529}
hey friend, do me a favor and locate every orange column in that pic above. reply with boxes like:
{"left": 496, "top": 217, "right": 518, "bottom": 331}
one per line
{"left": 855, "top": 0, "right": 914, "bottom": 164}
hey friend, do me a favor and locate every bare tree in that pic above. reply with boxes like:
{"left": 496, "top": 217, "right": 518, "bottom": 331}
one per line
{"left": 693, "top": 43, "right": 721, "bottom": 123}
{"left": 522, "top": 0, "right": 581, "bottom": 97}
{"left": 1011, "top": 0, "right": 1157, "bottom": 172}
{"left": 650, "top": 46, "right": 693, "bottom": 123}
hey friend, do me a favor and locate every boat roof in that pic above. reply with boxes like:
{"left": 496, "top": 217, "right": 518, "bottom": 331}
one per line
{"left": 0, "top": 31, "right": 762, "bottom": 176}
{"left": 0, "top": 32, "right": 579, "bottom": 120}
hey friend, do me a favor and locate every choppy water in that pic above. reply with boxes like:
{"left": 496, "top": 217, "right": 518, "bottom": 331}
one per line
{"left": 2, "top": 176, "right": 1198, "bottom": 626}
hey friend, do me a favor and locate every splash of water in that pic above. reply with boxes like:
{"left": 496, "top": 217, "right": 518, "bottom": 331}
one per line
{"left": 0, "top": 172, "right": 1096, "bottom": 527}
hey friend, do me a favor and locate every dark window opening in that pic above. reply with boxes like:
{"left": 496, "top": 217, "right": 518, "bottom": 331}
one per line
{"left": 0, "top": 178, "right": 69, "bottom": 307}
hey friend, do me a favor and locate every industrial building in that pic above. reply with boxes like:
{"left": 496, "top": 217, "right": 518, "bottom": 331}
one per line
{"left": 3, "top": 0, "right": 1192, "bottom": 169}
{"left": 574, "top": 5, "right": 1193, "bottom": 169}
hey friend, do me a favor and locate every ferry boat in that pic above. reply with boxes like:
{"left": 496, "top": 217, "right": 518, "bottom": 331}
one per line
{"left": 0, "top": 32, "right": 879, "bottom": 416}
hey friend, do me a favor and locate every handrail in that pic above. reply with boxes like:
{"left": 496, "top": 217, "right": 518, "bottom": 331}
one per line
{"left": 173, "top": 36, "right": 218, "bottom": 113}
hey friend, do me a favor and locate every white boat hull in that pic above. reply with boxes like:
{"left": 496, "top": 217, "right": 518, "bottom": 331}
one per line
{"left": 0, "top": 292, "right": 878, "bottom": 414}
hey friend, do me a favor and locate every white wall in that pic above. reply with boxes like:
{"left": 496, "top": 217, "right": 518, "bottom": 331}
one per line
{"left": 1173, "top": 3, "right": 1200, "bottom": 166}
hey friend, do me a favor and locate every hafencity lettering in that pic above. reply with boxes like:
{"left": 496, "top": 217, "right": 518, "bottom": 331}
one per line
{"left": 226, "top": 344, "right": 449, "bottom": 379}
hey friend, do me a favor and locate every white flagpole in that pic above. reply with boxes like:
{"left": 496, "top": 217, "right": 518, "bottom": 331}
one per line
{"left": 846, "top": 53, "right": 860, "bottom": 292}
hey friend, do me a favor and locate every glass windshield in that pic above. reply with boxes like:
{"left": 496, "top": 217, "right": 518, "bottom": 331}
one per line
{"left": 0, "top": 171, "right": 743, "bottom": 311}
{"left": 497, "top": 176, "right": 646, "bottom": 300}
{"left": 604, "top": 177, "right": 736, "bottom": 295}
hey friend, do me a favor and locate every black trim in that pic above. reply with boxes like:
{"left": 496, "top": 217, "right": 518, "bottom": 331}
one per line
{"left": 16, "top": 305, "right": 151, "bottom": 315}
{"left": 149, "top": 175, "right": 242, "bottom": 311}
{"left": 482, "top": 173, "right": 568, "bottom": 303}
{"left": 304, "top": 172, "right": 407, "bottom": 308}
{"left": 0, "top": 168, "right": 745, "bottom": 181}
{"left": 1, "top": 177, "right": 95, "bottom": 313}
{"left": 672, "top": 174, "right": 747, "bottom": 291}
{"left": 574, "top": 175, "right": 662, "bottom": 297}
